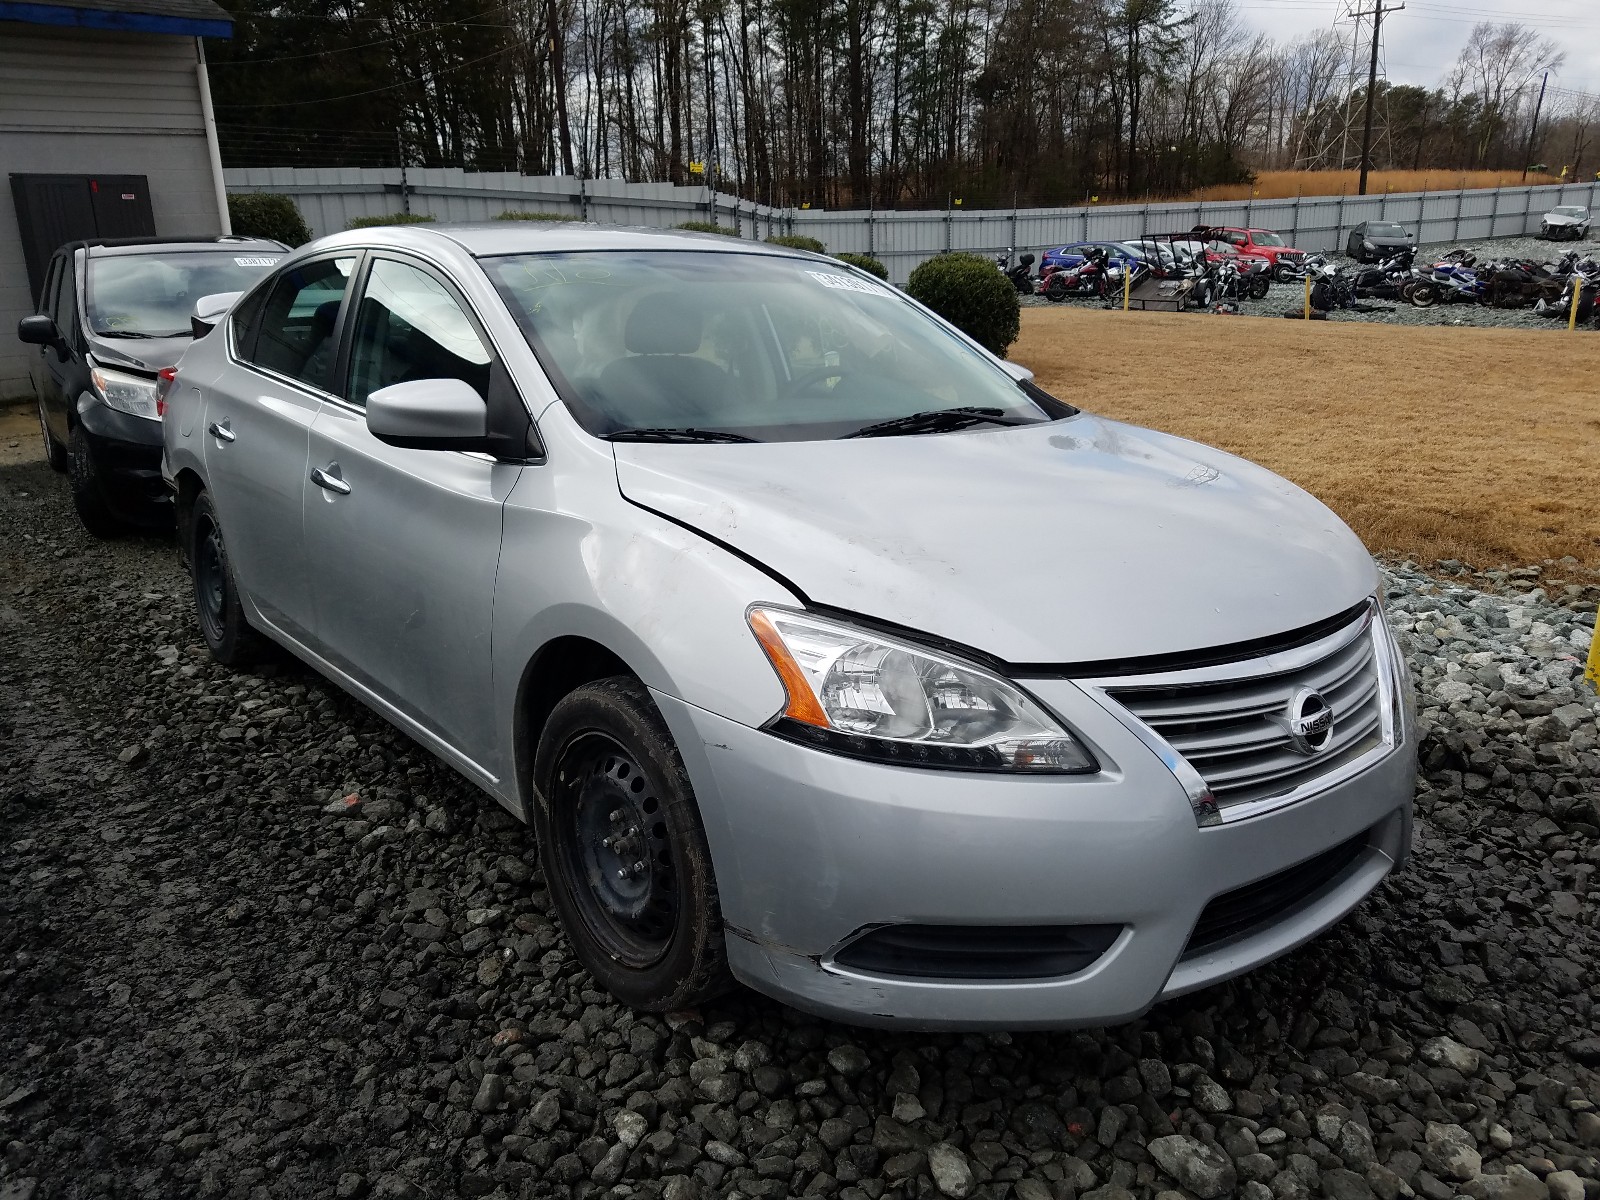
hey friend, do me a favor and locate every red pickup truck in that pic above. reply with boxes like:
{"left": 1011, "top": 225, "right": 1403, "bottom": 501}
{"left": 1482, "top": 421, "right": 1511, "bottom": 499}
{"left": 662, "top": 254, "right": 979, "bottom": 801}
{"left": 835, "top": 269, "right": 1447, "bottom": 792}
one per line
{"left": 1191, "top": 226, "right": 1308, "bottom": 280}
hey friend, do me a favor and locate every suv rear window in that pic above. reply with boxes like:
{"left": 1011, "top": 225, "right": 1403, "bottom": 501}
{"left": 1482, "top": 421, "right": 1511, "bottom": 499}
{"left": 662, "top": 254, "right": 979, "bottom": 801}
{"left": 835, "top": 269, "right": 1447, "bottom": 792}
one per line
{"left": 86, "top": 250, "right": 283, "bottom": 339}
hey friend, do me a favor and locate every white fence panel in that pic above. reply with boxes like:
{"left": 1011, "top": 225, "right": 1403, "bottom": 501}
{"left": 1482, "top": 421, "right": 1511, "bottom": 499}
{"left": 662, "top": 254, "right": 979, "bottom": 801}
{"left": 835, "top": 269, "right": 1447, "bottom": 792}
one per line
{"left": 225, "top": 170, "right": 1598, "bottom": 284}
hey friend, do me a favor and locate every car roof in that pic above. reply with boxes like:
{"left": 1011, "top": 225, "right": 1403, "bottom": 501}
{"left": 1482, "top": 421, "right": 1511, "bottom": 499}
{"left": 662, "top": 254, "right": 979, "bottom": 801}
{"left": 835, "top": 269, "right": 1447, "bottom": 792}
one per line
{"left": 76, "top": 236, "right": 288, "bottom": 259}
{"left": 303, "top": 221, "right": 826, "bottom": 261}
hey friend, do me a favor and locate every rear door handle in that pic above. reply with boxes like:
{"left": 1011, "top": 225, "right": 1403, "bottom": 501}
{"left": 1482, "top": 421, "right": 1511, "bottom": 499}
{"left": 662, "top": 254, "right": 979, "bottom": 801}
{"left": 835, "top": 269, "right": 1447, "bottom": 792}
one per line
{"left": 310, "top": 466, "right": 351, "bottom": 495}
{"left": 207, "top": 420, "right": 235, "bottom": 443}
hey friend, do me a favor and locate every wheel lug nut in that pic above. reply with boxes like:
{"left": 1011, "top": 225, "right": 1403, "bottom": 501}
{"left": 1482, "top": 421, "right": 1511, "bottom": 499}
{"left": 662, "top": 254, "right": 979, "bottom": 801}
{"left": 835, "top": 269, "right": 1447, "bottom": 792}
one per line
{"left": 632, "top": 861, "right": 645, "bottom": 873}
{"left": 609, "top": 809, "right": 622, "bottom": 822}
{"left": 601, "top": 836, "right": 614, "bottom": 849}
{"left": 616, "top": 868, "right": 628, "bottom": 880}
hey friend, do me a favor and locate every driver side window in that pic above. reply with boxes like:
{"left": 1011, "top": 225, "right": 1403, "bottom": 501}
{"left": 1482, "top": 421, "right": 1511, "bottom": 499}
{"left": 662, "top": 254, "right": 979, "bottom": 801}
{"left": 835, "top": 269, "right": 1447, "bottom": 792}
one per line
{"left": 346, "top": 258, "right": 491, "bottom": 408}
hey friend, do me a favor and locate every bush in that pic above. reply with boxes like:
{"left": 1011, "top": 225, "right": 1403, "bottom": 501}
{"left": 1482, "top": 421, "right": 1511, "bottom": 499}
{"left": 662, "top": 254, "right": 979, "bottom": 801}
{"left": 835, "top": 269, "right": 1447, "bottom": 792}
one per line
{"left": 346, "top": 213, "right": 436, "bottom": 230}
{"left": 833, "top": 252, "right": 888, "bottom": 280}
{"left": 496, "top": 210, "right": 579, "bottom": 221}
{"left": 226, "top": 193, "right": 311, "bottom": 247}
{"left": 905, "top": 251, "right": 1020, "bottom": 357}
{"left": 676, "top": 221, "right": 740, "bottom": 236}
{"left": 766, "top": 234, "right": 827, "bottom": 254}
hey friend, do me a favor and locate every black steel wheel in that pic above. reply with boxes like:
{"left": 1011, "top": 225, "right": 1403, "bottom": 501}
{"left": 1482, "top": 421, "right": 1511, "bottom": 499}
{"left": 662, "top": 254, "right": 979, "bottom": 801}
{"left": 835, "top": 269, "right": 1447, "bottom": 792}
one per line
{"left": 188, "top": 490, "right": 267, "bottom": 667}
{"left": 533, "top": 677, "right": 731, "bottom": 1011}
{"left": 39, "top": 398, "right": 67, "bottom": 472}
{"left": 68, "top": 424, "right": 125, "bottom": 538}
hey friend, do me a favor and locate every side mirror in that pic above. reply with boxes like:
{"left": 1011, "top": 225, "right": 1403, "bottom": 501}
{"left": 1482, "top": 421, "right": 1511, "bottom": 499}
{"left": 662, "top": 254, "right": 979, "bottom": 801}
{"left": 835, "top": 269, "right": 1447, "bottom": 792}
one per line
{"left": 366, "top": 377, "right": 489, "bottom": 451}
{"left": 18, "top": 314, "right": 63, "bottom": 351}
{"left": 1000, "top": 360, "right": 1035, "bottom": 385}
{"left": 192, "top": 291, "right": 242, "bottom": 338}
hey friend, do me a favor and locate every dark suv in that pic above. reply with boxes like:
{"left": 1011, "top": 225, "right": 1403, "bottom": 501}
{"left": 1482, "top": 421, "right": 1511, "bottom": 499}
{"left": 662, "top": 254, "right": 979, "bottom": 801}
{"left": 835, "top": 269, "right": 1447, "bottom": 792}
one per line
{"left": 17, "top": 236, "right": 286, "bottom": 535}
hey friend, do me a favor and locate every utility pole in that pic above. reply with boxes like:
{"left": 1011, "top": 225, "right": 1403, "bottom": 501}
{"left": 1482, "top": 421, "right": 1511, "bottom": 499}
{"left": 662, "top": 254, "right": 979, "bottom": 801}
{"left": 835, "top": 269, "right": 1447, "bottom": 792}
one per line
{"left": 1522, "top": 71, "right": 1549, "bottom": 183}
{"left": 1356, "top": 2, "right": 1402, "bottom": 195}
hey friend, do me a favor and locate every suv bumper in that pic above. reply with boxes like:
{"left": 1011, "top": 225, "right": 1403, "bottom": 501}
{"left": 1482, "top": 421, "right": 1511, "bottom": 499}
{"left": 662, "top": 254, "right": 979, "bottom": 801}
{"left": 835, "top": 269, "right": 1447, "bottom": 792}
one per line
{"left": 658, "top": 679, "right": 1415, "bottom": 1031}
{"left": 77, "top": 393, "right": 169, "bottom": 518}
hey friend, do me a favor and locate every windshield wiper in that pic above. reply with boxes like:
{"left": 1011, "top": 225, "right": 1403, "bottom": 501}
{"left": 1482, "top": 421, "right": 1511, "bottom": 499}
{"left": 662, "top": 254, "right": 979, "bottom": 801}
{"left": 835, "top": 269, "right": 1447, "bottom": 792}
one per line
{"left": 606, "top": 427, "right": 757, "bottom": 444}
{"left": 96, "top": 330, "right": 172, "bottom": 339}
{"left": 843, "top": 406, "right": 1031, "bottom": 439}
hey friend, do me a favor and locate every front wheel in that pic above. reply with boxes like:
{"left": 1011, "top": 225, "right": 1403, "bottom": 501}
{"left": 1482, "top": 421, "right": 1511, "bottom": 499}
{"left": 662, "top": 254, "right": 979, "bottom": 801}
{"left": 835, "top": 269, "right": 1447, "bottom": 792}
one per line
{"left": 68, "top": 424, "right": 126, "bottom": 538}
{"left": 1409, "top": 281, "right": 1440, "bottom": 308}
{"left": 533, "top": 677, "right": 732, "bottom": 1011}
{"left": 1248, "top": 276, "right": 1270, "bottom": 300}
{"left": 1274, "top": 263, "right": 1298, "bottom": 283}
{"left": 39, "top": 397, "right": 67, "bottom": 472}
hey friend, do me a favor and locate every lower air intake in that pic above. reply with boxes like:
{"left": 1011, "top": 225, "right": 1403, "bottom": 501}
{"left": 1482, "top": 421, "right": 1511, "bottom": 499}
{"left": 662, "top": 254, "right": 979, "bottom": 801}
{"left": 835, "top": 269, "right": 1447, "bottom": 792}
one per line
{"left": 833, "top": 923, "right": 1122, "bottom": 980}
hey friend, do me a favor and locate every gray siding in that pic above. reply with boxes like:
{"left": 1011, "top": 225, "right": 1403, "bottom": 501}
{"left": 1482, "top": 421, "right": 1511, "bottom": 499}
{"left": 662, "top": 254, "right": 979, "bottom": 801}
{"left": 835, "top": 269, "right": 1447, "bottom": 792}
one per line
{"left": 1, "top": 24, "right": 221, "bottom": 399}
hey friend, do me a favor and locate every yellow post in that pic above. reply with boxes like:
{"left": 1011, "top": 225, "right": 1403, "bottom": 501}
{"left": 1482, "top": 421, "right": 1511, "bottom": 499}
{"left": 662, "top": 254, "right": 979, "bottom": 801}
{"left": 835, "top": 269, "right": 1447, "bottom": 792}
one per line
{"left": 1123, "top": 262, "right": 1132, "bottom": 311}
{"left": 1571, "top": 274, "right": 1584, "bottom": 331}
{"left": 1304, "top": 271, "right": 1312, "bottom": 320}
{"left": 1587, "top": 616, "right": 1600, "bottom": 688}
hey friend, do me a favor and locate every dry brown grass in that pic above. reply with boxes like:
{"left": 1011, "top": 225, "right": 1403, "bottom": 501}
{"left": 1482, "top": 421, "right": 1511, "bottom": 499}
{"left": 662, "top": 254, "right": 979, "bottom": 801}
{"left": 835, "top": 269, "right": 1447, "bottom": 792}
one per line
{"left": 1161, "top": 168, "right": 1568, "bottom": 204}
{"left": 1013, "top": 307, "right": 1600, "bottom": 573}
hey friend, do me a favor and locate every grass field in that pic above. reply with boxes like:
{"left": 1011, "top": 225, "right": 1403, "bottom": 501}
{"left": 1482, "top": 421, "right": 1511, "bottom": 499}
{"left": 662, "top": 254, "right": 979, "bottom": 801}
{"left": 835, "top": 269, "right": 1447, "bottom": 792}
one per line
{"left": 1169, "top": 168, "right": 1570, "bottom": 203}
{"left": 1013, "top": 307, "right": 1600, "bottom": 574}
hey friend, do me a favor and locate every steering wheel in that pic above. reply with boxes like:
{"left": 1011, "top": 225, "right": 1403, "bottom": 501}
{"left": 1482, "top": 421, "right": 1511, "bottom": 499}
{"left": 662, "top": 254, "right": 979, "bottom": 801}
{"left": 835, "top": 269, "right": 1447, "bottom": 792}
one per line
{"left": 783, "top": 365, "right": 851, "bottom": 397}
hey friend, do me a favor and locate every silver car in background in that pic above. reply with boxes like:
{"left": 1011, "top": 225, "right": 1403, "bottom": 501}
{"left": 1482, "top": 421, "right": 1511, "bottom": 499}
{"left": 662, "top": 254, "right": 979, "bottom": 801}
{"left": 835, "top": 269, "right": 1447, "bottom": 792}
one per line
{"left": 1541, "top": 205, "right": 1592, "bottom": 240}
{"left": 162, "top": 224, "right": 1415, "bottom": 1029}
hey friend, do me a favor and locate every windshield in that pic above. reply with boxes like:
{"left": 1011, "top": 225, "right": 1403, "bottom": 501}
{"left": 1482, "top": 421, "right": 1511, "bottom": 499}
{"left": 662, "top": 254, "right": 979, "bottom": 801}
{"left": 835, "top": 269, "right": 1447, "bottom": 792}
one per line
{"left": 484, "top": 251, "right": 1062, "bottom": 441}
{"left": 1368, "top": 224, "right": 1407, "bottom": 238}
{"left": 1553, "top": 207, "right": 1587, "bottom": 218}
{"left": 1249, "top": 231, "right": 1286, "bottom": 247}
{"left": 86, "top": 250, "right": 282, "bottom": 338}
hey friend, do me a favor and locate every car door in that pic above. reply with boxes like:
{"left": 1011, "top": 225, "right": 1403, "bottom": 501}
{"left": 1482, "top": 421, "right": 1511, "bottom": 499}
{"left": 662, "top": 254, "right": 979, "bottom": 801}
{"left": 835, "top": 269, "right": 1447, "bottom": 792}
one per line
{"left": 202, "top": 252, "right": 359, "bottom": 641}
{"left": 300, "top": 252, "right": 521, "bottom": 779}
{"left": 29, "top": 254, "right": 63, "bottom": 430}
{"left": 39, "top": 251, "right": 80, "bottom": 442}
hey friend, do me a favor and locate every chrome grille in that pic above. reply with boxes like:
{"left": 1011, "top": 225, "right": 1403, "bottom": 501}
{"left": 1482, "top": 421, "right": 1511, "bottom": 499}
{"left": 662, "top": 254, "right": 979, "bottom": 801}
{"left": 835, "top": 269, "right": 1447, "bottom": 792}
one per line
{"left": 1100, "top": 610, "right": 1389, "bottom": 818}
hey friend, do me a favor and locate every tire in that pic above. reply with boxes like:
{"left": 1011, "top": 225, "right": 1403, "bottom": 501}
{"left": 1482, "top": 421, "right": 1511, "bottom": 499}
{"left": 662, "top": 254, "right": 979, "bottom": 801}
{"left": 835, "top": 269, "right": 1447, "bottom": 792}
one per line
{"left": 189, "top": 490, "right": 268, "bottom": 667}
{"left": 39, "top": 397, "right": 67, "bottom": 472}
{"left": 1409, "top": 282, "right": 1440, "bottom": 309}
{"left": 1248, "top": 276, "right": 1270, "bottom": 300}
{"left": 68, "top": 423, "right": 126, "bottom": 538}
{"left": 532, "top": 676, "right": 732, "bottom": 1011}
{"left": 1274, "top": 263, "right": 1297, "bottom": 283}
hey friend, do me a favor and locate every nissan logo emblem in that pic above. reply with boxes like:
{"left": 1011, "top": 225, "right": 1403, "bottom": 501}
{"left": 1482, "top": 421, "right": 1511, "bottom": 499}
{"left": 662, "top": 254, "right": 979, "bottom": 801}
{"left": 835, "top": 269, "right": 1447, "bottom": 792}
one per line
{"left": 1282, "top": 687, "right": 1334, "bottom": 755}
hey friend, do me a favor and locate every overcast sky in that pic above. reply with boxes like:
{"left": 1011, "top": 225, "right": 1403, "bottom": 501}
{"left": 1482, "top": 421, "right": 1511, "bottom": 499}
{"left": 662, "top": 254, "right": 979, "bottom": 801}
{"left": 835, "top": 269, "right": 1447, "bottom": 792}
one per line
{"left": 1232, "top": 0, "right": 1600, "bottom": 103}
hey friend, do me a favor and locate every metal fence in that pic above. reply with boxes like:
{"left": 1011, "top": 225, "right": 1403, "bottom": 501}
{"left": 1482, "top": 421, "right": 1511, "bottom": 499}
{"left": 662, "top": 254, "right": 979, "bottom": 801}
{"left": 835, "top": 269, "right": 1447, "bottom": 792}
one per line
{"left": 225, "top": 167, "right": 1600, "bottom": 285}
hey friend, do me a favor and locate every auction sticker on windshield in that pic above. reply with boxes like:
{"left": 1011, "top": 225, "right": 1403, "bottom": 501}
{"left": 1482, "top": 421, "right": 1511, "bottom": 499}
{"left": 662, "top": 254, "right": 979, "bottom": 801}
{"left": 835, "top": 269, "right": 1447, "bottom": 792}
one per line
{"left": 808, "top": 271, "right": 888, "bottom": 296}
{"left": 234, "top": 257, "right": 281, "bottom": 267}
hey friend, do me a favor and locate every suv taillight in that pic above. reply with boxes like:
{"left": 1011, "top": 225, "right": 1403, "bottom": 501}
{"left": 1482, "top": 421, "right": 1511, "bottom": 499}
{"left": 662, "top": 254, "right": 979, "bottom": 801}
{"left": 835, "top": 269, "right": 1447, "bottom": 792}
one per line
{"left": 155, "top": 367, "right": 178, "bottom": 417}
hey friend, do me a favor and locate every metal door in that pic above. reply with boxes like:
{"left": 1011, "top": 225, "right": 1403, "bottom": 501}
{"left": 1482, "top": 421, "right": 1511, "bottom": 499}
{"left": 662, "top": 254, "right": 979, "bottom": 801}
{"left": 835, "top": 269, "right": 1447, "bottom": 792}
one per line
{"left": 9, "top": 174, "right": 155, "bottom": 301}
{"left": 301, "top": 254, "right": 517, "bottom": 778}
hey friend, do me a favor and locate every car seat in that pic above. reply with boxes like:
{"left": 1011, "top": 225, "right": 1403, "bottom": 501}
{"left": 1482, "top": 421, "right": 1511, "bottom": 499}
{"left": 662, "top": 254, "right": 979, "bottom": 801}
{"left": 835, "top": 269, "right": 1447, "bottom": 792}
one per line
{"left": 596, "top": 303, "right": 731, "bottom": 425}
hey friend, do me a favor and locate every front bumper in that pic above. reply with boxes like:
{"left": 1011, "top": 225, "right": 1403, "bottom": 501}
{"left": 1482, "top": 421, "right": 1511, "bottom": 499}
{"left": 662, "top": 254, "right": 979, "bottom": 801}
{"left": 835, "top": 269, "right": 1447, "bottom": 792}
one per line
{"left": 658, "top": 677, "right": 1414, "bottom": 1030}
{"left": 76, "top": 393, "right": 170, "bottom": 517}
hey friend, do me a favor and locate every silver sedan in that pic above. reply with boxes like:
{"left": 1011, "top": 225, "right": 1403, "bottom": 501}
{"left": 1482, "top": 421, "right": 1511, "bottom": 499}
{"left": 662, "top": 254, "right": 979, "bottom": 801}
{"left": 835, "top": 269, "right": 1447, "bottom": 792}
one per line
{"left": 162, "top": 223, "right": 1416, "bottom": 1029}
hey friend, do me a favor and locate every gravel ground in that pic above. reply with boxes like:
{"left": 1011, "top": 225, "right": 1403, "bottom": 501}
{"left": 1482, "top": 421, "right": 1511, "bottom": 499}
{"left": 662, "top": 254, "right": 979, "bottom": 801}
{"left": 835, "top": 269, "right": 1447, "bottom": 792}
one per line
{"left": 1021, "top": 234, "right": 1600, "bottom": 330}
{"left": 3, "top": 453, "right": 1600, "bottom": 1200}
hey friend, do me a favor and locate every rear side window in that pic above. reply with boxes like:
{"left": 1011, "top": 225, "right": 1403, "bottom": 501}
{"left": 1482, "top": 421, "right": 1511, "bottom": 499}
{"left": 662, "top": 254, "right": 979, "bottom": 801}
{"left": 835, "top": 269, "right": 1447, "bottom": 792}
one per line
{"left": 245, "top": 257, "right": 356, "bottom": 392}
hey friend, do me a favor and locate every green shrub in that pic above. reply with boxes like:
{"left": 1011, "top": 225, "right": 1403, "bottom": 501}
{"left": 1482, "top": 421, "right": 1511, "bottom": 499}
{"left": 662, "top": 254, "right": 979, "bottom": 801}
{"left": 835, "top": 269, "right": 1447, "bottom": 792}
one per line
{"left": 766, "top": 234, "right": 827, "bottom": 254}
{"left": 676, "top": 221, "right": 739, "bottom": 236}
{"left": 496, "top": 210, "right": 579, "bottom": 221}
{"left": 226, "top": 193, "right": 311, "bottom": 247}
{"left": 833, "top": 252, "right": 888, "bottom": 280}
{"left": 346, "top": 213, "right": 436, "bottom": 230}
{"left": 905, "top": 251, "right": 1020, "bottom": 357}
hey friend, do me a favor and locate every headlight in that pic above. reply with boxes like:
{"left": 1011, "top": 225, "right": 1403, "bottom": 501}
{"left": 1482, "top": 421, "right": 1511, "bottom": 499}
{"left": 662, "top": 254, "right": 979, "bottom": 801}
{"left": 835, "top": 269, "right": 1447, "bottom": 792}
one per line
{"left": 747, "top": 607, "right": 1097, "bottom": 773}
{"left": 91, "top": 366, "right": 160, "bottom": 420}
{"left": 1363, "top": 241, "right": 1376, "bottom": 250}
{"left": 1374, "top": 589, "right": 1414, "bottom": 745}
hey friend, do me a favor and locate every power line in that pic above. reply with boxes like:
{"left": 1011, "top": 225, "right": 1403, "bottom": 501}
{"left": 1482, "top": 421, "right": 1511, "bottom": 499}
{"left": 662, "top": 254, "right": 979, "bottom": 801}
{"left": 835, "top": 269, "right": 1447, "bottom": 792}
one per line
{"left": 213, "top": 41, "right": 524, "bottom": 109}
{"left": 211, "top": 7, "right": 512, "bottom": 66}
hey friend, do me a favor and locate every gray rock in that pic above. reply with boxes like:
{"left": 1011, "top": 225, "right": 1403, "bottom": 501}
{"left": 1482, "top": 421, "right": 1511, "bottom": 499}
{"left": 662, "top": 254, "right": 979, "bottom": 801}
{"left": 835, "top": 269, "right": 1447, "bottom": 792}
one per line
{"left": 1322, "top": 1168, "right": 1375, "bottom": 1200}
{"left": 1419, "top": 1036, "right": 1481, "bottom": 1075}
{"left": 471, "top": 1073, "right": 504, "bottom": 1113}
{"left": 1543, "top": 1172, "right": 1585, "bottom": 1200}
{"left": 1148, "top": 1134, "right": 1238, "bottom": 1199}
{"left": 1457, "top": 1166, "right": 1549, "bottom": 1200}
{"left": 1425, "top": 1122, "right": 1481, "bottom": 1182}
{"left": 927, "top": 1142, "right": 975, "bottom": 1199}
{"left": 827, "top": 1045, "right": 871, "bottom": 1076}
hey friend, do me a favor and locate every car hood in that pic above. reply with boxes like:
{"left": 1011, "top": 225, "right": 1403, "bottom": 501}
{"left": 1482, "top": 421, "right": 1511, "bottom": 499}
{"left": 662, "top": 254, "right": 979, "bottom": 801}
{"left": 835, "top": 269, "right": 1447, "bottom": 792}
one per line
{"left": 613, "top": 415, "right": 1375, "bottom": 664}
{"left": 1365, "top": 235, "right": 1413, "bottom": 245}
{"left": 87, "top": 332, "right": 191, "bottom": 375}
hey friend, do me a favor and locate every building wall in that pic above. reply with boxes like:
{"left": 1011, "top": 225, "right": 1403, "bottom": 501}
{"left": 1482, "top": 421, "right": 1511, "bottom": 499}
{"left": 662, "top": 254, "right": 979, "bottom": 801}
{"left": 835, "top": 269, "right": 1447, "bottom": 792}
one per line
{"left": 1, "top": 24, "right": 222, "bottom": 399}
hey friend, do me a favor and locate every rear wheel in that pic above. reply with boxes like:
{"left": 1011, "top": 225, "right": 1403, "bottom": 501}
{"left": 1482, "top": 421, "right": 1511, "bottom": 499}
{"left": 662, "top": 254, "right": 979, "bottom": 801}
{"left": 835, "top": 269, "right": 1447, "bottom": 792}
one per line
{"left": 533, "top": 677, "right": 731, "bottom": 1011}
{"left": 39, "top": 397, "right": 67, "bottom": 472}
{"left": 189, "top": 490, "right": 268, "bottom": 666}
{"left": 1408, "top": 281, "right": 1440, "bottom": 309}
{"left": 68, "top": 424, "right": 126, "bottom": 538}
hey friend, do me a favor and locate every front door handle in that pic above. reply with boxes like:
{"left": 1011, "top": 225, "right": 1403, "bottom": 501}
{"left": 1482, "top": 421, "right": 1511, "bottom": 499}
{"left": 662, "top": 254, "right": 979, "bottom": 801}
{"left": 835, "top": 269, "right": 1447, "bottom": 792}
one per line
{"left": 310, "top": 465, "right": 351, "bottom": 495}
{"left": 207, "top": 420, "right": 236, "bottom": 443}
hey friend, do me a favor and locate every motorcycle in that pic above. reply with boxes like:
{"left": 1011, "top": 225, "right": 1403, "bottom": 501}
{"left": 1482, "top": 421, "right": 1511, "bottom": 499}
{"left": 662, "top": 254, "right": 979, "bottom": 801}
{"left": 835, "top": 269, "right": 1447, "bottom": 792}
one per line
{"left": 1042, "top": 246, "right": 1111, "bottom": 301}
{"left": 1533, "top": 258, "right": 1600, "bottom": 324}
{"left": 1408, "top": 257, "right": 1488, "bottom": 308}
{"left": 1351, "top": 249, "right": 1416, "bottom": 301}
{"left": 995, "top": 247, "right": 1036, "bottom": 295}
